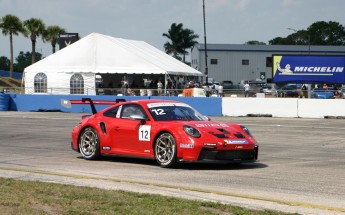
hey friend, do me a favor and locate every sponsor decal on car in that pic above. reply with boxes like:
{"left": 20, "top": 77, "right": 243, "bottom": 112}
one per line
{"left": 147, "top": 103, "right": 190, "bottom": 108}
{"left": 226, "top": 140, "right": 248, "bottom": 144}
{"left": 102, "top": 146, "right": 111, "bottom": 150}
{"left": 180, "top": 143, "right": 194, "bottom": 148}
{"left": 194, "top": 123, "right": 229, "bottom": 128}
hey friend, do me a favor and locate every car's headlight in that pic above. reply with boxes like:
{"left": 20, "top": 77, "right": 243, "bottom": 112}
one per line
{"left": 240, "top": 125, "right": 252, "bottom": 136}
{"left": 183, "top": 125, "right": 201, "bottom": 138}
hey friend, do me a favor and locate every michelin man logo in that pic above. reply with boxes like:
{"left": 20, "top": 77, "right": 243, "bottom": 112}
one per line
{"left": 277, "top": 62, "right": 293, "bottom": 74}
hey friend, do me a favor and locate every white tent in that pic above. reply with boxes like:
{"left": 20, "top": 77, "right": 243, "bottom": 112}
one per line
{"left": 24, "top": 32, "right": 203, "bottom": 95}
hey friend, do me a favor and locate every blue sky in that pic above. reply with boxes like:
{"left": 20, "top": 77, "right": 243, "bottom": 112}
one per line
{"left": 1, "top": 0, "right": 344, "bottom": 59}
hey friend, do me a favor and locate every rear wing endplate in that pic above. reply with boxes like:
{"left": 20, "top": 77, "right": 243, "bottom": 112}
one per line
{"left": 60, "top": 98, "right": 126, "bottom": 114}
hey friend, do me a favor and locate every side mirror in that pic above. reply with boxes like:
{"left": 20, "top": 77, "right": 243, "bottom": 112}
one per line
{"left": 205, "top": 116, "right": 211, "bottom": 121}
{"left": 130, "top": 114, "right": 147, "bottom": 124}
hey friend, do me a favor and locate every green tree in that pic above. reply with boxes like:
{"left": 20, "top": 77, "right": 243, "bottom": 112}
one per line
{"left": 0, "top": 14, "right": 26, "bottom": 78}
{"left": 14, "top": 51, "right": 42, "bottom": 73}
{"left": 181, "top": 28, "right": 199, "bottom": 62}
{"left": 269, "top": 21, "right": 345, "bottom": 45}
{"left": 23, "top": 18, "right": 46, "bottom": 64}
{"left": 269, "top": 37, "right": 289, "bottom": 45}
{"left": 0, "top": 56, "right": 10, "bottom": 71}
{"left": 163, "top": 23, "right": 184, "bottom": 60}
{"left": 245, "top": 40, "right": 266, "bottom": 45}
{"left": 308, "top": 21, "right": 345, "bottom": 45}
{"left": 44, "top": 25, "right": 66, "bottom": 54}
{"left": 163, "top": 23, "right": 199, "bottom": 62}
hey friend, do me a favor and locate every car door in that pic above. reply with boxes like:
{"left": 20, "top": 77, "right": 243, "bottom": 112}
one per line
{"left": 108, "top": 104, "right": 153, "bottom": 157}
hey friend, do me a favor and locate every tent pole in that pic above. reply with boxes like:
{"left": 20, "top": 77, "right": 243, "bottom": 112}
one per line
{"left": 164, "top": 72, "right": 167, "bottom": 95}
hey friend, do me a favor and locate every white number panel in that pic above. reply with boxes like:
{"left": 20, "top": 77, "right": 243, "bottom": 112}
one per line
{"left": 139, "top": 125, "right": 151, "bottom": 141}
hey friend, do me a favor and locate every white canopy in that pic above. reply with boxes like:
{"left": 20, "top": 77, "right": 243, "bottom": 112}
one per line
{"left": 24, "top": 33, "right": 202, "bottom": 94}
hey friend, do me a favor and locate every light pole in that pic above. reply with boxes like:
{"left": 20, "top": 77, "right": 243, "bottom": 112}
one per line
{"left": 203, "top": 0, "right": 209, "bottom": 88}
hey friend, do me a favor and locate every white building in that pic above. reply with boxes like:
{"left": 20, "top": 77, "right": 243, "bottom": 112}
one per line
{"left": 191, "top": 44, "right": 345, "bottom": 84}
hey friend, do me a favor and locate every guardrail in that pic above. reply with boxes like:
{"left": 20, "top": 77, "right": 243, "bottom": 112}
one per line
{"left": 1, "top": 86, "right": 344, "bottom": 99}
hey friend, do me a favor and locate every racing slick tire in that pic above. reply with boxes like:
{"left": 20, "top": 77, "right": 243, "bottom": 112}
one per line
{"left": 154, "top": 133, "right": 177, "bottom": 167}
{"left": 79, "top": 127, "right": 100, "bottom": 160}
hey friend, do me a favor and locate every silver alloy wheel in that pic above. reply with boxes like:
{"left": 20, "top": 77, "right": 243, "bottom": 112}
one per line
{"left": 79, "top": 127, "right": 99, "bottom": 159}
{"left": 155, "top": 133, "right": 176, "bottom": 166}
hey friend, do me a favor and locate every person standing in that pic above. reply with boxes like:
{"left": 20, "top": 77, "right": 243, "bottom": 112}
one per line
{"left": 244, "top": 82, "right": 250, "bottom": 97}
{"left": 121, "top": 81, "right": 129, "bottom": 96}
{"left": 157, "top": 80, "right": 163, "bottom": 96}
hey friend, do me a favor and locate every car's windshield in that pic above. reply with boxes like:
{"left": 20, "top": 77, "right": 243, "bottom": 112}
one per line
{"left": 148, "top": 103, "right": 208, "bottom": 121}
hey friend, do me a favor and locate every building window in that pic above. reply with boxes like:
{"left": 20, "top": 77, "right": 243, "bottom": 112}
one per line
{"left": 34, "top": 73, "right": 47, "bottom": 93}
{"left": 210, "top": 59, "right": 218, "bottom": 65}
{"left": 70, "top": 73, "right": 84, "bottom": 94}
{"left": 242, "top": 59, "right": 249, "bottom": 65}
{"left": 266, "top": 57, "right": 272, "bottom": 67}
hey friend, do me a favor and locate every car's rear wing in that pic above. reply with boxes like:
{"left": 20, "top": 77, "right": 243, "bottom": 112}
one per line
{"left": 61, "top": 98, "right": 126, "bottom": 114}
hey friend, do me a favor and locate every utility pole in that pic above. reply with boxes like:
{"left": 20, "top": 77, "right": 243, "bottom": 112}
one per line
{"left": 203, "top": 0, "right": 209, "bottom": 96}
{"left": 203, "top": 0, "right": 208, "bottom": 86}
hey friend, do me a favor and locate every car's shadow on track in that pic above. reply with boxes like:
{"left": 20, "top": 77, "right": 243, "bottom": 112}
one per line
{"left": 176, "top": 162, "right": 267, "bottom": 170}
{"left": 77, "top": 156, "right": 267, "bottom": 170}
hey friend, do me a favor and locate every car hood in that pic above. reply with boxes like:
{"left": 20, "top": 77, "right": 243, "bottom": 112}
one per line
{"left": 158, "top": 120, "right": 249, "bottom": 139}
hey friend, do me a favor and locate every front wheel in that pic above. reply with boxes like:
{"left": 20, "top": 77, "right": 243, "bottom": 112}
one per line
{"left": 79, "top": 127, "right": 100, "bottom": 160}
{"left": 154, "top": 133, "right": 177, "bottom": 167}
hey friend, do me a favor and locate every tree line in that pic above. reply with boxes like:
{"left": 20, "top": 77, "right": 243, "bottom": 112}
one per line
{"left": 0, "top": 14, "right": 66, "bottom": 77}
{"left": 246, "top": 21, "right": 345, "bottom": 45}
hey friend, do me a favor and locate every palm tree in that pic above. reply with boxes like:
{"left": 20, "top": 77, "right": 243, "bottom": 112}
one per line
{"left": 23, "top": 18, "right": 46, "bottom": 64}
{"left": 163, "top": 23, "right": 199, "bottom": 62}
{"left": 43, "top": 25, "right": 66, "bottom": 54}
{"left": 181, "top": 28, "right": 199, "bottom": 62}
{"left": 162, "top": 23, "right": 184, "bottom": 60}
{"left": 0, "top": 14, "right": 26, "bottom": 78}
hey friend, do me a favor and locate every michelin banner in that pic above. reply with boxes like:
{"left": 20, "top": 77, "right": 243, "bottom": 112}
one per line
{"left": 272, "top": 55, "right": 345, "bottom": 84}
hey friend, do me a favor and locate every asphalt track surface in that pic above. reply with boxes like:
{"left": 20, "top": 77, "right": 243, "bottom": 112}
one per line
{"left": 0, "top": 112, "right": 344, "bottom": 215}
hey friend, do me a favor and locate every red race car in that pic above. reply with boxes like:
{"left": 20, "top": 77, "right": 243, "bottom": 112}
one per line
{"left": 70, "top": 98, "right": 258, "bottom": 167}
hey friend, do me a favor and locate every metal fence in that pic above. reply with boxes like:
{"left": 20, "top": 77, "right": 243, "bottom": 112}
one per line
{"left": 1, "top": 86, "right": 344, "bottom": 99}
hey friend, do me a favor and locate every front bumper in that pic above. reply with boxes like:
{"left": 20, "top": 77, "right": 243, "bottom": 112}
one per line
{"left": 198, "top": 147, "right": 258, "bottom": 162}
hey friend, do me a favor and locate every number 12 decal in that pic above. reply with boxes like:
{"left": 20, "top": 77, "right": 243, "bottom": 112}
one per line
{"left": 151, "top": 109, "right": 166, "bottom": 115}
{"left": 139, "top": 125, "right": 151, "bottom": 141}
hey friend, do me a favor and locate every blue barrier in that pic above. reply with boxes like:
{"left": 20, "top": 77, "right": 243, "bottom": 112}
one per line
{"left": 0, "top": 70, "right": 23, "bottom": 80}
{"left": 0, "top": 93, "right": 10, "bottom": 111}
{"left": 8, "top": 94, "right": 222, "bottom": 116}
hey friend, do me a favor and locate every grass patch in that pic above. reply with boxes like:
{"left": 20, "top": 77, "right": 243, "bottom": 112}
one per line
{"left": 0, "top": 178, "right": 297, "bottom": 215}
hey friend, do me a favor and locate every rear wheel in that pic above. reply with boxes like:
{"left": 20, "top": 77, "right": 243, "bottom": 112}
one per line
{"left": 154, "top": 133, "right": 177, "bottom": 167}
{"left": 79, "top": 127, "right": 100, "bottom": 160}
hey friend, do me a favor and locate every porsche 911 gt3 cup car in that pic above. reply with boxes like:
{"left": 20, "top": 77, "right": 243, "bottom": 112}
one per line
{"left": 70, "top": 98, "right": 258, "bottom": 167}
